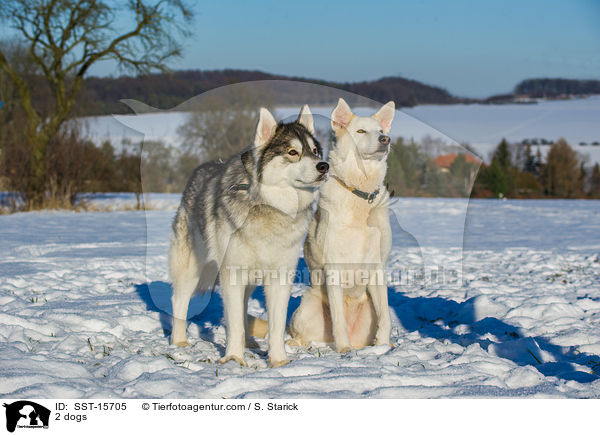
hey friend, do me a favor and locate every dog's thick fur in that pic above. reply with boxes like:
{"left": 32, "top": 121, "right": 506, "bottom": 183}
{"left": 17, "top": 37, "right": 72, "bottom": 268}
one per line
{"left": 289, "top": 98, "right": 395, "bottom": 352}
{"left": 169, "top": 105, "right": 327, "bottom": 367}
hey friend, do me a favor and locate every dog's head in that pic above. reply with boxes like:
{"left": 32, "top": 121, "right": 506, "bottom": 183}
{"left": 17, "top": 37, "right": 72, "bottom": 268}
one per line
{"left": 253, "top": 105, "right": 329, "bottom": 190}
{"left": 331, "top": 98, "right": 395, "bottom": 161}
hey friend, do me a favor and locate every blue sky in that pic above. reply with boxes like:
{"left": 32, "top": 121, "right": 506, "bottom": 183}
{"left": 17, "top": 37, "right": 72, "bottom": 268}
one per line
{"left": 162, "top": 0, "right": 600, "bottom": 97}
{"left": 8, "top": 0, "right": 600, "bottom": 98}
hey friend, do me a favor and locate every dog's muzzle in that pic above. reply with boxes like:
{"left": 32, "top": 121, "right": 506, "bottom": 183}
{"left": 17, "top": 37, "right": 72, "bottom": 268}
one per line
{"left": 316, "top": 161, "right": 329, "bottom": 174}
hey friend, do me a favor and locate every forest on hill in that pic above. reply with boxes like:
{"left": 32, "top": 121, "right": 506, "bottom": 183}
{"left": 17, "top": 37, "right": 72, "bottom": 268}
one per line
{"left": 78, "top": 73, "right": 600, "bottom": 115}
{"left": 514, "top": 78, "right": 600, "bottom": 98}
{"left": 77, "top": 69, "right": 465, "bottom": 115}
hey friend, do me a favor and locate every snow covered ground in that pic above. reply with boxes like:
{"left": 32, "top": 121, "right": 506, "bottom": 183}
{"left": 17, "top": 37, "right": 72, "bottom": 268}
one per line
{"left": 1, "top": 196, "right": 600, "bottom": 398}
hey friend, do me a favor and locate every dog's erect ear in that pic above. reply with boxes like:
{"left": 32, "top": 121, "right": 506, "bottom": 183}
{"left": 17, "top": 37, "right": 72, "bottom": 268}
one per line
{"left": 331, "top": 98, "right": 354, "bottom": 131}
{"left": 373, "top": 101, "right": 395, "bottom": 133}
{"left": 254, "top": 107, "right": 277, "bottom": 148}
{"left": 297, "top": 104, "right": 315, "bottom": 134}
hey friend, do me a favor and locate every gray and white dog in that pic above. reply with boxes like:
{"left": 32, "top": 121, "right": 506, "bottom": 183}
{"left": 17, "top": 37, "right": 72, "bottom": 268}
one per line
{"left": 169, "top": 105, "right": 328, "bottom": 367}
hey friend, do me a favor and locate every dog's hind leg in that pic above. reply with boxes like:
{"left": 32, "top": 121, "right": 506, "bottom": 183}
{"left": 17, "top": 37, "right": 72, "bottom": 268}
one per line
{"left": 247, "top": 315, "right": 268, "bottom": 339}
{"left": 289, "top": 286, "right": 332, "bottom": 346}
{"left": 243, "top": 285, "right": 261, "bottom": 347}
{"left": 346, "top": 295, "right": 377, "bottom": 349}
{"left": 169, "top": 234, "right": 200, "bottom": 347}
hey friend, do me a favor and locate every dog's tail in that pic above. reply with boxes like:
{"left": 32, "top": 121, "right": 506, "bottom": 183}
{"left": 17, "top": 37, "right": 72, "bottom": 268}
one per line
{"left": 169, "top": 209, "right": 205, "bottom": 293}
{"left": 247, "top": 315, "right": 268, "bottom": 338}
{"left": 170, "top": 212, "right": 190, "bottom": 273}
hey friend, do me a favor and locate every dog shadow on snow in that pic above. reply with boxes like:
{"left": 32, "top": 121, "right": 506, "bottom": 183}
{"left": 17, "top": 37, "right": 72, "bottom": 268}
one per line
{"left": 388, "top": 290, "right": 600, "bottom": 384}
{"left": 135, "top": 264, "right": 305, "bottom": 359}
{"left": 135, "top": 258, "right": 599, "bottom": 384}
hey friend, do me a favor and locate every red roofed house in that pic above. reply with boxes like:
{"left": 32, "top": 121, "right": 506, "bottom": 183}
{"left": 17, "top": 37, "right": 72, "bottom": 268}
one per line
{"left": 433, "top": 153, "right": 483, "bottom": 193}
{"left": 434, "top": 153, "right": 481, "bottom": 170}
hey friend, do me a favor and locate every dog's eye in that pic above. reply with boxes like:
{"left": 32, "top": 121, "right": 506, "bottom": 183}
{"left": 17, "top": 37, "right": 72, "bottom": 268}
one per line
{"left": 312, "top": 147, "right": 320, "bottom": 156}
{"left": 288, "top": 149, "right": 298, "bottom": 156}
{"left": 356, "top": 129, "right": 366, "bottom": 134}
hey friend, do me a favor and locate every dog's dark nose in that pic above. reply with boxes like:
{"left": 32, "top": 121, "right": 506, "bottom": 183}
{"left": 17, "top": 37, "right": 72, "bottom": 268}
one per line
{"left": 379, "top": 135, "right": 390, "bottom": 146}
{"left": 316, "top": 161, "right": 329, "bottom": 174}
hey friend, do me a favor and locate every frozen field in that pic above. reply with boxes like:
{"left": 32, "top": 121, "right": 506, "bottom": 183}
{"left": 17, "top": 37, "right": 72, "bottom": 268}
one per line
{"left": 84, "top": 96, "right": 600, "bottom": 164}
{"left": 1, "top": 196, "right": 600, "bottom": 398}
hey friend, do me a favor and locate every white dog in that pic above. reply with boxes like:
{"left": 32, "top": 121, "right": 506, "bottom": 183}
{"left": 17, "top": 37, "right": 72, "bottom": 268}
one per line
{"left": 289, "top": 98, "right": 395, "bottom": 352}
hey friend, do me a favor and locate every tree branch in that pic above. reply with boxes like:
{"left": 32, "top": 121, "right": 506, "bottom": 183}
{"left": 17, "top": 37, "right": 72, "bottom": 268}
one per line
{"left": 75, "top": 8, "right": 154, "bottom": 78}
{"left": 0, "top": 49, "right": 41, "bottom": 137}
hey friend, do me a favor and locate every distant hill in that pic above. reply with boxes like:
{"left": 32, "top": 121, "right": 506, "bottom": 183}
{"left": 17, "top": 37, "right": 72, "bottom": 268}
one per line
{"left": 75, "top": 71, "right": 600, "bottom": 115}
{"left": 514, "top": 78, "right": 600, "bottom": 98}
{"left": 78, "top": 69, "right": 467, "bottom": 115}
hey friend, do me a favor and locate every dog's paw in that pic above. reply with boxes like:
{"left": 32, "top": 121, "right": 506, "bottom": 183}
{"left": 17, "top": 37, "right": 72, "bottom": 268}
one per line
{"left": 335, "top": 344, "right": 352, "bottom": 354}
{"left": 219, "top": 354, "right": 248, "bottom": 367}
{"left": 286, "top": 337, "right": 304, "bottom": 347}
{"left": 374, "top": 338, "right": 391, "bottom": 347}
{"left": 269, "top": 358, "right": 290, "bottom": 368}
{"left": 171, "top": 340, "right": 190, "bottom": 347}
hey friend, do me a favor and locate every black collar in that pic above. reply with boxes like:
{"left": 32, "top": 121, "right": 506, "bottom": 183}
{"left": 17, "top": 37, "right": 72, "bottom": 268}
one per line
{"left": 331, "top": 175, "right": 381, "bottom": 204}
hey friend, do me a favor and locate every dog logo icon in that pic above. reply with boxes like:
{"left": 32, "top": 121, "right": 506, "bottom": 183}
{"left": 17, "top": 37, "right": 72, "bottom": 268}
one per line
{"left": 3, "top": 401, "right": 50, "bottom": 432}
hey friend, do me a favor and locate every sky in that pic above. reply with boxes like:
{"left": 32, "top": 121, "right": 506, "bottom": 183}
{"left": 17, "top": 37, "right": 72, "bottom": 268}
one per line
{"left": 5, "top": 0, "right": 600, "bottom": 98}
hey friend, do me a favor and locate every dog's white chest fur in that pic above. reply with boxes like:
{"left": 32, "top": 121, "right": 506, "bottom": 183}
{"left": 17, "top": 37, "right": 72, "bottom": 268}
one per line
{"left": 318, "top": 178, "right": 390, "bottom": 267}
{"left": 224, "top": 203, "right": 311, "bottom": 269}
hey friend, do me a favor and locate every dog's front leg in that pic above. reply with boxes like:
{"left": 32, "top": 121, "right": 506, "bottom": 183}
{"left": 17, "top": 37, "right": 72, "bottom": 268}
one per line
{"left": 367, "top": 268, "right": 391, "bottom": 346}
{"left": 264, "top": 278, "right": 291, "bottom": 367}
{"left": 325, "top": 265, "right": 352, "bottom": 353}
{"left": 219, "top": 280, "right": 248, "bottom": 366}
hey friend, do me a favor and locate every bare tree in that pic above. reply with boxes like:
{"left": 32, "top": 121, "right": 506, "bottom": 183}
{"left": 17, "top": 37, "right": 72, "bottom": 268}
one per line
{"left": 0, "top": 0, "right": 193, "bottom": 207}
{"left": 178, "top": 88, "right": 272, "bottom": 164}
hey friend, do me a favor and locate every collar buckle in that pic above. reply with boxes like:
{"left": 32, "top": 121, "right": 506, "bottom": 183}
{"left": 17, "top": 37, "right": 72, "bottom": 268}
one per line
{"left": 367, "top": 190, "right": 379, "bottom": 203}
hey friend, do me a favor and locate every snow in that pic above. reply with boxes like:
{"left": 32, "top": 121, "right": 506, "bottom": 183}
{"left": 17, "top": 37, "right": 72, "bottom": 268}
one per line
{"left": 1, "top": 195, "right": 600, "bottom": 398}
{"left": 401, "top": 96, "right": 600, "bottom": 158}
{"left": 82, "top": 96, "right": 600, "bottom": 164}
